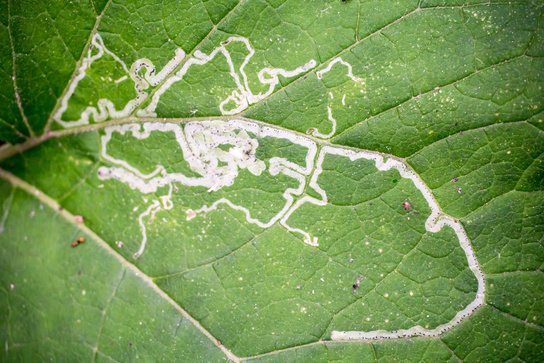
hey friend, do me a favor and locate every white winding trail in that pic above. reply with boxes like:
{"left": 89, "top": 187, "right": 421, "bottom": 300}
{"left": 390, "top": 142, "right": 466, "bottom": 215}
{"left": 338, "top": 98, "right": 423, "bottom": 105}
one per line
{"left": 97, "top": 120, "right": 318, "bottom": 256}
{"left": 58, "top": 35, "right": 484, "bottom": 342}
{"left": 97, "top": 119, "right": 485, "bottom": 342}
{"left": 53, "top": 34, "right": 185, "bottom": 127}
{"left": 308, "top": 106, "right": 337, "bottom": 139}
{"left": 138, "top": 36, "right": 316, "bottom": 117}
{"left": 315, "top": 146, "right": 485, "bottom": 340}
{"left": 55, "top": 33, "right": 315, "bottom": 127}
{"left": 308, "top": 58, "right": 365, "bottom": 139}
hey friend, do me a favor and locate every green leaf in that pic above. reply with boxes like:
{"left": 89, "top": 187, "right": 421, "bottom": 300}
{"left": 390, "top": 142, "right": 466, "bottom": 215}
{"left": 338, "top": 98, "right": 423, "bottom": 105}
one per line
{"left": 1, "top": 0, "right": 543, "bottom": 361}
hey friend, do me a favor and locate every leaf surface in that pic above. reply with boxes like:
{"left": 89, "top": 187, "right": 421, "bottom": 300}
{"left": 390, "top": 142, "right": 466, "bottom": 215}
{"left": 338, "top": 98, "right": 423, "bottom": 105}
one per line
{"left": 0, "top": 0, "right": 543, "bottom": 361}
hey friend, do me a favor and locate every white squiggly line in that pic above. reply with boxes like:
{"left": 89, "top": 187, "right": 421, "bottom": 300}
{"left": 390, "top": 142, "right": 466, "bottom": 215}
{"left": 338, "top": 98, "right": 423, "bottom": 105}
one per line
{"left": 54, "top": 34, "right": 185, "bottom": 128}
{"left": 137, "top": 37, "right": 316, "bottom": 117}
{"left": 97, "top": 121, "right": 317, "bottom": 256}
{"left": 97, "top": 120, "right": 485, "bottom": 341}
{"left": 93, "top": 45, "right": 484, "bottom": 341}
{"left": 308, "top": 58, "right": 364, "bottom": 139}
{"left": 293, "top": 146, "right": 485, "bottom": 340}
{"left": 55, "top": 34, "right": 315, "bottom": 126}
{"left": 316, "top": 58, "right": 364, "bottom": 82}
{"left": 308, "top": 106, "right": 337, "bottom": 139}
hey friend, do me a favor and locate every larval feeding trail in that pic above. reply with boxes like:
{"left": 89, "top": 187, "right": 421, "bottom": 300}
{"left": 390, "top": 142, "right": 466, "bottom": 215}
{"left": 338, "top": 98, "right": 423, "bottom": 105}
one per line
{"left": 54, "top": 34, "right": 185, "bottom": 128}
{"left": 54, "top": 34, "right": 316, "bottom": 128}
{"left": 97, "top": 120, "right": 485, "bottom": 341}
{"left": 97, "top": 121, "right": 318, "bottom": 256}
{"left": 137, "top": 36, "right": 316, "bottom": 117}
{"left": 308, "top": 58, "right": 365, "bottom": 139}
{"left": 296, "top": 146, "right": 485, "bottom": 340}
{"left": 91, "top": 43, "right": 485, "bottom": 341}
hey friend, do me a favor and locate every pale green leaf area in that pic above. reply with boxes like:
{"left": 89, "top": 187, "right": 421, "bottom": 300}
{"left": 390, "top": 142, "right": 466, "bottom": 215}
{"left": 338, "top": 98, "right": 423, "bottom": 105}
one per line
{"left": 0, "top": 0, "right": 543, "bottom": 361}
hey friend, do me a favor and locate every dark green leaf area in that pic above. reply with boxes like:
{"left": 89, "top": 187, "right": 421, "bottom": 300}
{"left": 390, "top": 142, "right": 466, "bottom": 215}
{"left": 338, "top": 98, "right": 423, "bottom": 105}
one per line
{"left": 0, "top": 180, "right": 226, "bottom": 362}
{"left": 442, "top": 305, "right": 544, "bottom": 363}
{"left": 334, "top": 58, "right": 544, "bottom": 158}
{"left": 408, "top": 123, "right": 544, "bottom": 218}
{"left": 463, "top": 191, "right": 544, "bottom": 274}
{"left": 487, "top": 271, "right": 544, "bottom": 328}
